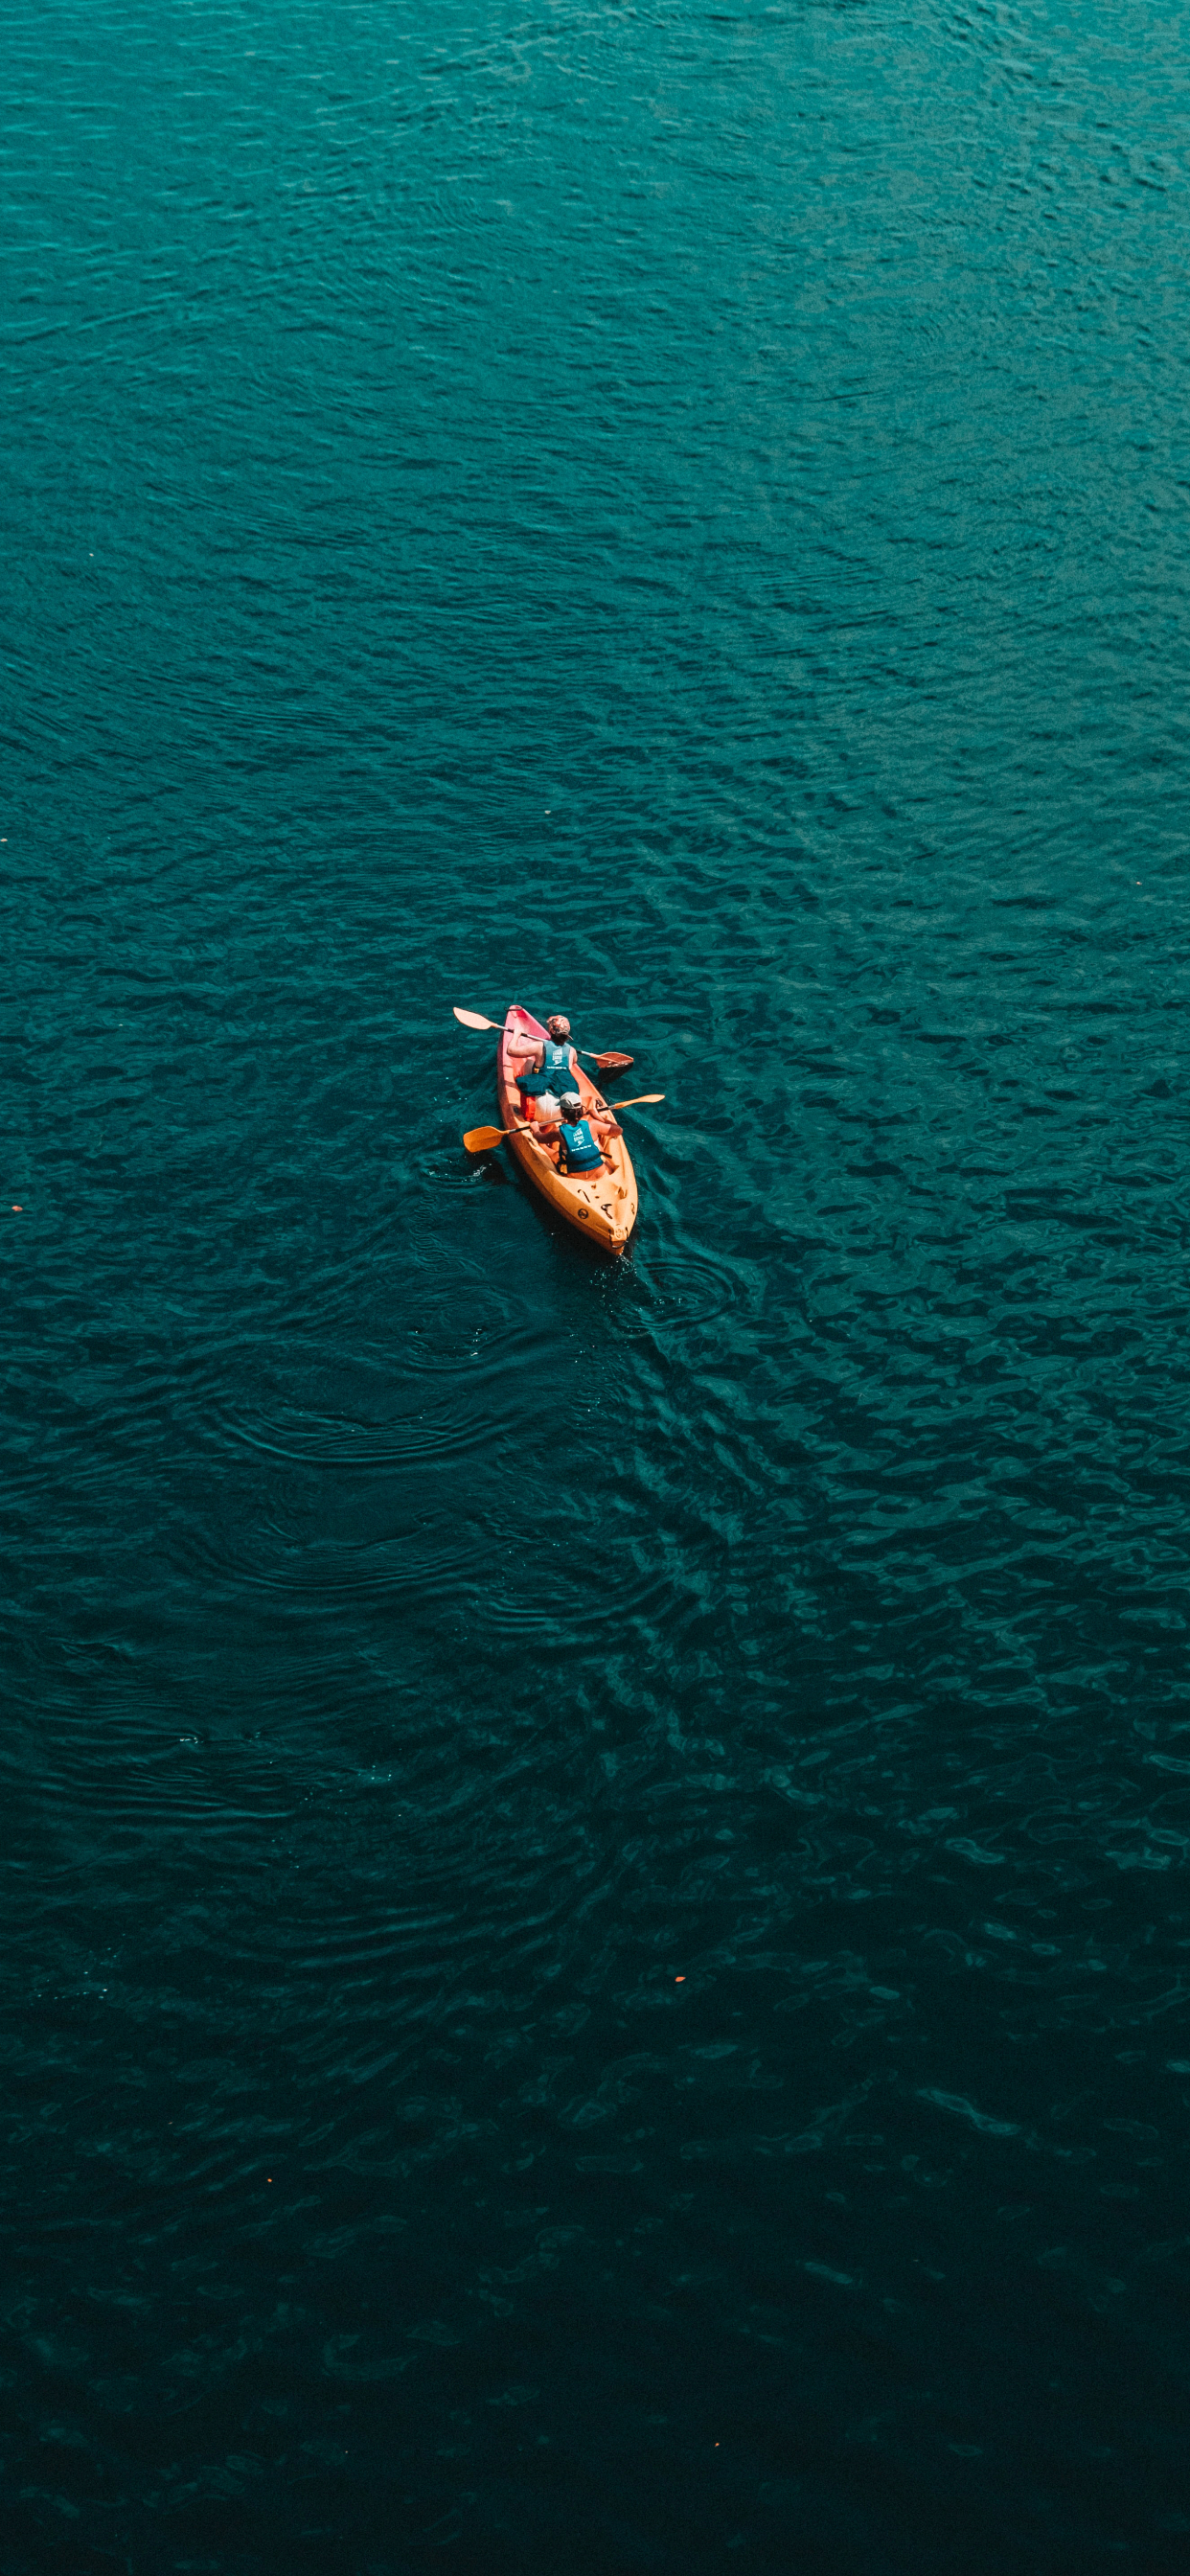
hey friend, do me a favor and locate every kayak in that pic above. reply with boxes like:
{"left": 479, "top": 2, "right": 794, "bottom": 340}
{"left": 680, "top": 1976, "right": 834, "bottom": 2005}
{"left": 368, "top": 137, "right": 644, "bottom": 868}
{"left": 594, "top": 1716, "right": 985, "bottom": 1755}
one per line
{"left": 497, "top": 1004, "right": 638, "bottom": 1256}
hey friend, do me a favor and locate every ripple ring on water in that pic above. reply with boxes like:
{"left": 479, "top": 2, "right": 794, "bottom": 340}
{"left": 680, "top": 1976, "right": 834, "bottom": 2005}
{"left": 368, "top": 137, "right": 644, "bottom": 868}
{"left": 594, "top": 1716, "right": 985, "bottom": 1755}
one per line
{"left": 627, "top": 1250, "right": 744, "bottom": 1331}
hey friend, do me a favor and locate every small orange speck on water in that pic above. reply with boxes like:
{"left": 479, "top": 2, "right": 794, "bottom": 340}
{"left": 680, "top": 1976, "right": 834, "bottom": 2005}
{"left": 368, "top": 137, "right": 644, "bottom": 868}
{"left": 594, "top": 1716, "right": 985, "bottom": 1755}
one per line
{"left": 675, "top": 1975, "right": 685, "bottom": 1983}
{"left": 11, "top": 1206, "right": 21, "bottom": 1213}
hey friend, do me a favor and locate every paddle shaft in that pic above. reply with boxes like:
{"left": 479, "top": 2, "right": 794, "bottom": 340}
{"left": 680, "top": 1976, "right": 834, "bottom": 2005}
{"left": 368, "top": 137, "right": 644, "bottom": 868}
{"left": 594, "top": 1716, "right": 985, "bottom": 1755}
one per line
{"left": 452, "top": 1008, "right": 629, "bottom": 1064}
{"left": 463, "top": 1096, "right": 663, "bottom": 1154}
{"left": 513, "top": 1094, "right": 661, "bottom": 1121}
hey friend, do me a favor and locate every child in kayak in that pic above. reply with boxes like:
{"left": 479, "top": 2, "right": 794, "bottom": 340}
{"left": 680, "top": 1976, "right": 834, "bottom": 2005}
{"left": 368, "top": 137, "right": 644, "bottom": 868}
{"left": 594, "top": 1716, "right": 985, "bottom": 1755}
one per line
{"left": 529, "top": 1093, "right": 623, "bottom": 1177}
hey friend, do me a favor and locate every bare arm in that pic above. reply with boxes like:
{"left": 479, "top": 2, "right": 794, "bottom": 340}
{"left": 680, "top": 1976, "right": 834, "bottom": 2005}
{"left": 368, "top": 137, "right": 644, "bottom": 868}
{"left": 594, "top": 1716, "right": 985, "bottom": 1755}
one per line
{"left": 594, "top": 1116, "right": 623, "bottom": 1172}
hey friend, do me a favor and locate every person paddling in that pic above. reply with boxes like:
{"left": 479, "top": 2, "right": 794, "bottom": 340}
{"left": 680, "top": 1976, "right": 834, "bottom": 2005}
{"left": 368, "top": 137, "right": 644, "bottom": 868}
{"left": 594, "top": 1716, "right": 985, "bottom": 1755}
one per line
{"left": 531, "top": 1092, "right": 623, "bottom": 1177}
{"left": 507, "top": 1014, "right": 583, "bottom": 1121}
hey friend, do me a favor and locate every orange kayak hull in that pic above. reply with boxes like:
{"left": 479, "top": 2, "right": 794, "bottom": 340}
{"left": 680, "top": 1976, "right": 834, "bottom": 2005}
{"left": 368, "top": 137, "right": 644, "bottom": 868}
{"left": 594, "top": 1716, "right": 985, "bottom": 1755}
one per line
{"left": 496, "top": 1005, "right": 638, "bottom": 1257}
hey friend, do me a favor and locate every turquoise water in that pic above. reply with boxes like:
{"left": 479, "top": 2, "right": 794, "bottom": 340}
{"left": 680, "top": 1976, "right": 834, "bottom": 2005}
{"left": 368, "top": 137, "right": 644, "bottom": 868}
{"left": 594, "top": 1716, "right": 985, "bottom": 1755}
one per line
{"left": 6, "top": 0, "right": 1190, "bottom": 2565}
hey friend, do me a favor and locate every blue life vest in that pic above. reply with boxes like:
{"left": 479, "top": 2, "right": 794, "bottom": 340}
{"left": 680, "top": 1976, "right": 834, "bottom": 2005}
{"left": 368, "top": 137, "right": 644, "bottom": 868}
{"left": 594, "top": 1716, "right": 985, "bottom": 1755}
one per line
{"left": 557, "top": 1116, "right": 604, "bottom": 1175}
{"left": 519, "top": 1035, "right": 574, "bottom": 1097}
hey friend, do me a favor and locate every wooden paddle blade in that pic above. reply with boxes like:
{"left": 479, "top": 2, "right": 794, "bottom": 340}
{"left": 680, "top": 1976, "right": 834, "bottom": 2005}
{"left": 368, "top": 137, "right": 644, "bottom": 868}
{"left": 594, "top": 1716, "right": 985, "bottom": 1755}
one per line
{"left": 454, "top": 1006, "right": 504, "bottom": 1031}
{"left": 595, "top": 1050, "right": 633, "bottom": 1071}
{"left": 611, "top": 1092, "right": 664, "bottom": 1107}
{"left": 463, "top": 1123, "right": 509, "bottom": 1153}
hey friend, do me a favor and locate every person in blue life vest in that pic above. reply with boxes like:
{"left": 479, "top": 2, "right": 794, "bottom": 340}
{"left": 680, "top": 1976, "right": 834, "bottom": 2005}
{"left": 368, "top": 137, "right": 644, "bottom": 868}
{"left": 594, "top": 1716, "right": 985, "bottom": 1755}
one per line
{"left": 530, "top": 1092, "right": 623, "bottom": 1177}
{"left": 507, "top": 1014, "right": 582, "bottom": 1121}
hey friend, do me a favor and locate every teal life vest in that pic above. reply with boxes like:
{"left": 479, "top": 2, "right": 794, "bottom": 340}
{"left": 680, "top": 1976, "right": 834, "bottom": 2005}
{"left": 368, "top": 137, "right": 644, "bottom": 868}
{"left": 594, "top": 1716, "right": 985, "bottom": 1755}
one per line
{"left": 557, "top": 1116, "right": 604, "bottom": 1175}
{"left": 519, "top": 1034, "right": 574, "bottom": 1097}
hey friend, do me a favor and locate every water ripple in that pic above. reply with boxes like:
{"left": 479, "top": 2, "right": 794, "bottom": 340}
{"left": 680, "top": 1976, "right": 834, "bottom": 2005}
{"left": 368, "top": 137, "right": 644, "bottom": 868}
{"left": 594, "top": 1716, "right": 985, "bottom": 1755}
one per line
{"left": 7, "top": 0, "right": 1190, "bottom": 2566}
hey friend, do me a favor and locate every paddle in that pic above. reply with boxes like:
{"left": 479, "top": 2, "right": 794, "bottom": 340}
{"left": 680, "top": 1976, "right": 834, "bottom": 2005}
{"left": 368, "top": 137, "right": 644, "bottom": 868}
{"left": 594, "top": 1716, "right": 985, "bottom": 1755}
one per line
{"left": 463, "top": 1097, "right": 665, "bottom": 1155}
{"left": 451, "top": 1008, "right": 632, "bottom": 1074}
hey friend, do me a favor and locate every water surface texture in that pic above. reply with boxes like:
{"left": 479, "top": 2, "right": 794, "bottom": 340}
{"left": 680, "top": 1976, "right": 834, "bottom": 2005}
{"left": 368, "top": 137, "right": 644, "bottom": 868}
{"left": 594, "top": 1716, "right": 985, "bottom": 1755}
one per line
{"left": 5, "top": 0, "right": 1190, "bottom": 2566}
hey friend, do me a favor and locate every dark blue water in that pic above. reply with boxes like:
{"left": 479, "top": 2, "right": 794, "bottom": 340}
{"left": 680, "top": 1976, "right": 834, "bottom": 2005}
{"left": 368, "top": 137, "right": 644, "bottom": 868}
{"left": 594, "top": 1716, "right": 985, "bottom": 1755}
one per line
{"left": 6, "top": 0, "right": 1190, "bottom": 2566}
